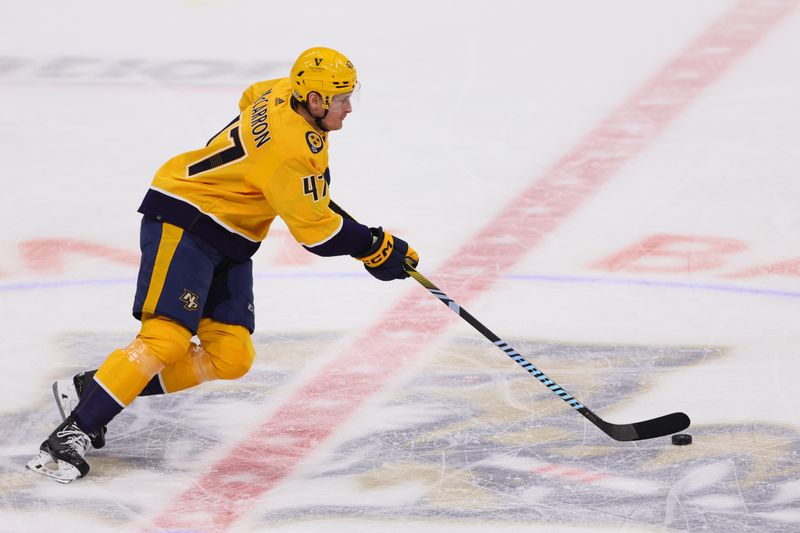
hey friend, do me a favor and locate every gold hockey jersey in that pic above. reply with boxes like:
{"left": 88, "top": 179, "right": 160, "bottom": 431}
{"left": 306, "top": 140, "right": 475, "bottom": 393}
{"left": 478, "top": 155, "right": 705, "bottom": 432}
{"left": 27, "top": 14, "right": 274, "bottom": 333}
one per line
{"left": 138, "top": 77, "right": 349, "bottom": 261}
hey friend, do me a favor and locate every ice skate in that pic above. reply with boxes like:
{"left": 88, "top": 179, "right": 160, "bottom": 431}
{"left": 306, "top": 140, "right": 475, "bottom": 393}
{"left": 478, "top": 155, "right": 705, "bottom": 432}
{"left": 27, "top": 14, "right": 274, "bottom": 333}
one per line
{"left": 26, "top": 415, "right": 92, "bottom": 483}
{"left": 53, "top": 371, "right": 106, "bottom": 448}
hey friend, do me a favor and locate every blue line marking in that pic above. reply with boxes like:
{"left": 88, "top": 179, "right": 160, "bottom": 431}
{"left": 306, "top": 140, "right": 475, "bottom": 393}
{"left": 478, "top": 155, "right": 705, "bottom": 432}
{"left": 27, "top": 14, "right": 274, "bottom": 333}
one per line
{"left": 505, "top": 273, "right": 800, "bottom": 300}
{"left": 0, "top": 277, "right": 137, "bottom": 291}
{"left": 0, "top": 271, "right": 797, "bottom": 300}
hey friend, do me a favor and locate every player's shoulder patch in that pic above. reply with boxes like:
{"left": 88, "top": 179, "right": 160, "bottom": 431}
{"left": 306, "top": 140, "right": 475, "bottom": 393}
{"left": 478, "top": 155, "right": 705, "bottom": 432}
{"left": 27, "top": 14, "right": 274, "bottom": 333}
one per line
{"left": 305, "top": 131, "right": 324, "bottom": 154}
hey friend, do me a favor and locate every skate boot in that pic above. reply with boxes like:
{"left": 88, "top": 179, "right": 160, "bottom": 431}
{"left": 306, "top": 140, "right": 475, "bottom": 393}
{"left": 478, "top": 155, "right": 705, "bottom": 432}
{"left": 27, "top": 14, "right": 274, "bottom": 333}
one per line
{"left": 53, "top": 370, "right": 107, "bottom": 448}
{"left": 26, "top": 415, "right": 92, "bottom": 483}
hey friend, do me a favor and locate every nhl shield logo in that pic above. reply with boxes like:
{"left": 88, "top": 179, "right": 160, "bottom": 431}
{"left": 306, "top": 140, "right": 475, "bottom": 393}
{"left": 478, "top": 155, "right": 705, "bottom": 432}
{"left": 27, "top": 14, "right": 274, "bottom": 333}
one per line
{"left": 179, "top": 289, "right": 200, "bottom": 311}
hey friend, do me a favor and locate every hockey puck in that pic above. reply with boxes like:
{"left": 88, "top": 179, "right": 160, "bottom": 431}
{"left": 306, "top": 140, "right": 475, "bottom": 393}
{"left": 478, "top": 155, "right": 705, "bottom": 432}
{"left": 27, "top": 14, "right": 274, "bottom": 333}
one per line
{"left": 671, "top": 433, "right": 692, "bottom": 445}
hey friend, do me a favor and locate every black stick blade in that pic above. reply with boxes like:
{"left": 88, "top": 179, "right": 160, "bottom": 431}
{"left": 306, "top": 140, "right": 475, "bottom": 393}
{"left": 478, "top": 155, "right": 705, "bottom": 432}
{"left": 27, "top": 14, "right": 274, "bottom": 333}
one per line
{"left": 582, "top": 409, "right": 691, "bottom": 441}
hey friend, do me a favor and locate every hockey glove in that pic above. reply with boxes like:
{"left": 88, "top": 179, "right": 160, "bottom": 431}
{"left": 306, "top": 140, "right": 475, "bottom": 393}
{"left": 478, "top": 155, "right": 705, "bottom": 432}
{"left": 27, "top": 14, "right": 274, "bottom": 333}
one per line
{"left": 354, "top": 227, "right": 419, "bottom": 281}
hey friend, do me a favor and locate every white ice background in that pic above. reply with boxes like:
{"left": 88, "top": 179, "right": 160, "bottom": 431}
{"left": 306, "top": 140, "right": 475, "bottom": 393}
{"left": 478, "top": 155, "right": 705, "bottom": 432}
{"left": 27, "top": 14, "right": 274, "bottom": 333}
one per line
{"left": 1, "top": 1, "right": 799, "bottom": 532}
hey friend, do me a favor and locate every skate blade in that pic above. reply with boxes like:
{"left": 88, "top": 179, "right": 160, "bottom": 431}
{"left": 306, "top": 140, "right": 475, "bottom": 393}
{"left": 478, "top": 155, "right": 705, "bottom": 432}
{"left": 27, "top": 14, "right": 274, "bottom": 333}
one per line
{"left": 26, "top": 450, "right": 81, "bottom": 484}
{"left": 52, "top": 380, "right": 77, "bottom": 420}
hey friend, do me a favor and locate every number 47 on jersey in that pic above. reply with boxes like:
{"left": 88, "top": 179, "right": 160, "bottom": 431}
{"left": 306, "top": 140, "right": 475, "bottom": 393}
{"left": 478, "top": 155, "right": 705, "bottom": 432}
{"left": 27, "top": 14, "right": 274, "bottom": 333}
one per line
{"left": 302, "top": 174, "right": 328, "bottom": 202}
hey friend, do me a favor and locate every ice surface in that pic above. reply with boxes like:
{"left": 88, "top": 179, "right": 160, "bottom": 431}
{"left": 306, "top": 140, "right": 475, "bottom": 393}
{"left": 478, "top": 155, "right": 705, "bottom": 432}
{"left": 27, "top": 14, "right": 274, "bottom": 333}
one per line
{"left": 1, "top": 0, "right": 799, "bottom": 532}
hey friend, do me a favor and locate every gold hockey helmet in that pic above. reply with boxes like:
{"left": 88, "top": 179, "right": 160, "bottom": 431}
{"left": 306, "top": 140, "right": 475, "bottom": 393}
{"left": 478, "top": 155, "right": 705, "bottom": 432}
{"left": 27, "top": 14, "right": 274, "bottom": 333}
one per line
{"left": 290, "top": 47, "right": 357, "bottom": 109}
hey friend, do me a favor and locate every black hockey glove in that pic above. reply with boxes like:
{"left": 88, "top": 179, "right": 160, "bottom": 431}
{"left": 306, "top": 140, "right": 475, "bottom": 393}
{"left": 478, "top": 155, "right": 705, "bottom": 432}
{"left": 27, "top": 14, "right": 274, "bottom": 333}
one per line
{"left": 353, "top": 227, "right": 419, "bottom": 281}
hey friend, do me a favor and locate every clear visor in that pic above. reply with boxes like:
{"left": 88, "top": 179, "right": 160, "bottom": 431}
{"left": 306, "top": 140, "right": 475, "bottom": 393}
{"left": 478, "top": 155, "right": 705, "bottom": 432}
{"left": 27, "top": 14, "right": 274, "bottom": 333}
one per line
{"left": 328, "top": 81, "right": 361, "bottom": 111}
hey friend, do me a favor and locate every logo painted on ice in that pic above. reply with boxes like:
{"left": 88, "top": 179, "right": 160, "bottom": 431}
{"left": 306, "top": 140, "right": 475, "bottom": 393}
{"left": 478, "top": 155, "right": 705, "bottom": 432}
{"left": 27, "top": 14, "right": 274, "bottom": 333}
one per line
{"left": 179, "top": 289, "right": 200, "bottom": 311}
{"left": 13, "top": 332, "right": 796, "bottom": 532}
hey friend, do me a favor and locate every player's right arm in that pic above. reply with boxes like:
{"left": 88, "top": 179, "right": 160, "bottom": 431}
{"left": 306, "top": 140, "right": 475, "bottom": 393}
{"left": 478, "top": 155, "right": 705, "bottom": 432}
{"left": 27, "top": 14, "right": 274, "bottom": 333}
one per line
{"left": 260, "top": 159, "right": 373, "bottom": 257}
{"left": 261, "top": 161, "right": 418, "bottom": 280}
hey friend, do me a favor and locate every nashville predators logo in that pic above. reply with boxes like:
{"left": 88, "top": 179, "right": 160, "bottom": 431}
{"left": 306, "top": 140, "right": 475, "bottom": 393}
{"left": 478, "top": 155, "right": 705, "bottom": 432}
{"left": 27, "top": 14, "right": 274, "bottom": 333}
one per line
{"left": 305, "top": 131, "right": 324, "bottom": 154}
{"left": 179, "top": 289, "right": 200, "bottom": 311}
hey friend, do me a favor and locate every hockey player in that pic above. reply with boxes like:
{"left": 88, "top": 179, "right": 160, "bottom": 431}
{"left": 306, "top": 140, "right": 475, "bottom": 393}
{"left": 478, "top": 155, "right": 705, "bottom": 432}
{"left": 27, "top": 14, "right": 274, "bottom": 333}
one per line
{"left": 26, "top": 46, "right": 419, "bottom": 483}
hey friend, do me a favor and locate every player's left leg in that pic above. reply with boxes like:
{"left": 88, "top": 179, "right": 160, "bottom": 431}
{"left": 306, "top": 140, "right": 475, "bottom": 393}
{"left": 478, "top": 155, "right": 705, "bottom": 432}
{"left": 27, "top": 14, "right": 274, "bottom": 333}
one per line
{"left": 30, "top": 315, "right": 193, "bottom": 482}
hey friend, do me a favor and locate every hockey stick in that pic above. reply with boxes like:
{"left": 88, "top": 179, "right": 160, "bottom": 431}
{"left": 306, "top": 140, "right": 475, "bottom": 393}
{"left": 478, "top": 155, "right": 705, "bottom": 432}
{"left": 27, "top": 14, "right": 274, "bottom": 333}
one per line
{"left": 331, "top": 201, "right": 690, "bottom": 441}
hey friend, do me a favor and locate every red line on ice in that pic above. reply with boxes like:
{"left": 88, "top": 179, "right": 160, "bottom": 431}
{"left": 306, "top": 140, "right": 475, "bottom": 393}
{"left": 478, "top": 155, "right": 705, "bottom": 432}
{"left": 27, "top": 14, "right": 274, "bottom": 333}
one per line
{"left": 150, "top": 1, "right": 796, "bottom": 530}
{"left": 532, "top": 464, "right": 609, "bottom": 483}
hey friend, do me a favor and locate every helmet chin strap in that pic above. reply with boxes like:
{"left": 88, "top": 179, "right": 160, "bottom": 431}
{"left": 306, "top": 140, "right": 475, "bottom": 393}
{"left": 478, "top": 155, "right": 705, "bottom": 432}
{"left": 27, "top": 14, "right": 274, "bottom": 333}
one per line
{"left": 313, "top": 108, "right": 330, "bottom": 132}
{"left": 291, "top": 94, "right": 330, "bottom": 132}
{"left": 303, "top": 100, "right": 330, "bottom": 132}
